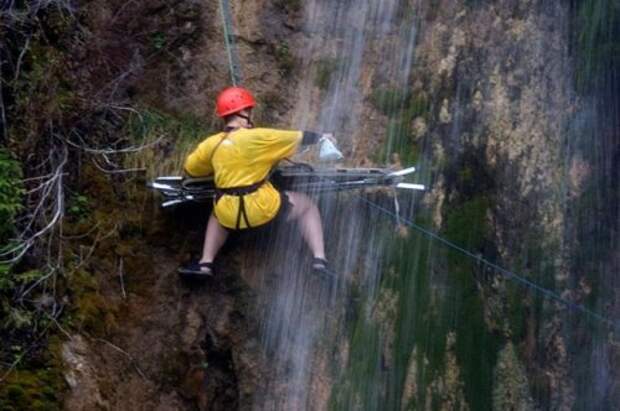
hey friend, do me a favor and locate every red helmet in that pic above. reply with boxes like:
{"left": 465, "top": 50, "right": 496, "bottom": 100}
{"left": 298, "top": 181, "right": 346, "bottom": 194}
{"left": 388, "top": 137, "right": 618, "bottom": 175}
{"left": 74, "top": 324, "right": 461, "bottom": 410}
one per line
{"left": 215, "top": 86, "right": 256, "bottom": 117}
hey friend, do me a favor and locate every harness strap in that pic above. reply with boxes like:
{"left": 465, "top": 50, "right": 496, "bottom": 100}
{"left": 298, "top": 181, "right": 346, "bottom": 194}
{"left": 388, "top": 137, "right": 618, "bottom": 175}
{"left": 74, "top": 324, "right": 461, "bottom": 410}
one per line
{"left": 210, "top": 128, "right": 265, "bottom": 230}
{"left": 215, "top": 180, "right": 266, "bottom": 229}
{"left": 209, "top": 128, "right": 235, "bottom": 165}
{"left": 236, "top": 195, "right": 250, "bottom": 230}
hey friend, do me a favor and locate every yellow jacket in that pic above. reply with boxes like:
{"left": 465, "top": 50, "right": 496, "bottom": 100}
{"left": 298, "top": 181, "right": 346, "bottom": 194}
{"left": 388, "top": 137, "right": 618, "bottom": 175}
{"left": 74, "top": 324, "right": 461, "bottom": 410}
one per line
{"left": 184, "top": 127, "right": 302, "bottom": 229}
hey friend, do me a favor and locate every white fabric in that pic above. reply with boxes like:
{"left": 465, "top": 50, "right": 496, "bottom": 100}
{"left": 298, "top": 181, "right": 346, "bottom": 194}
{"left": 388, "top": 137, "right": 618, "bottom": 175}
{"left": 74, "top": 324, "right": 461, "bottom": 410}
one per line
{"left": 318, "top": 136, "right": 343, "bottom": 161}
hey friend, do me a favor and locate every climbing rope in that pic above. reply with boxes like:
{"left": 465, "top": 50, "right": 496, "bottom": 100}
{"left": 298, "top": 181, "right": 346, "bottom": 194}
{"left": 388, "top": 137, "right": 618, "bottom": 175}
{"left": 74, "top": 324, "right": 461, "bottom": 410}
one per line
{"left": 359, "top": 195, "right": 620, "bottom": 331}
{"left": 218, "top": 0, "right": 243, "bottom": 85}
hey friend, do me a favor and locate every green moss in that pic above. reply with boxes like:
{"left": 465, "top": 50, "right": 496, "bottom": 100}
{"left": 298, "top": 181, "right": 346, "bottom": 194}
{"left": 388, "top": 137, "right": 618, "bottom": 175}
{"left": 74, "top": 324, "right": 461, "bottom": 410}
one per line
{"left": 330, "top": 213, "right": 445, "bottom": 410}
{"left": 0, "top": 367, "right": 65, "bottom": 411}
{"left": 407, "top": 94, "right": 430, "bottom": 120}
{"left": 442, "top": 196, "right": 501, "bottom": 411}
{"left": 369, "top": 88, "right": 410, "bottom": 116}
{"left": 314, "top": 58, "right": 341, "bottom": 91}
{"left": 505, "top": 286, "right": 528, "bottom": 340}
{"left": 274, "top": 42, "right": 296, "bottom": 77}
{"left": 10, "top": 39, "right": 78, "bottom": 139}
{"left": 0, "top": 262, "right": 14, "bottom": 291}
{"left": 74, "top": 292, "right": 107, "bottom": 332}
{"left": 370, "top": 88, "right": 428, "bottom": 118}
{"left": 443, "top": 197, "right": 490, "bottom": 252}
{"left": 0, "top": 149, "right": 24, "bottom": 242}
{"left": 384, "top": 117, "right": 420, "bottom": 165}
{"left": 572, "top": 0, "right": 620, "bottom": 93}
{"left": 330, "top": 319, "right": 382, "bottom": 409}
{"left": 151, "top": 32, "right": 167, "bottom": 50}
{"left": 67, "top": 194, "right": 90, "bottom": 219}
{"left": 372, "top": 91, "right": 429, "bottom": 164}
{"left": 362, "top": 160, "right": 498, "bottom": 409}
{"left": 493, "top": 343, "right": 534, "bottom": 409}
{"left": 63, "top": 269, "right": 114, "bottom": 334}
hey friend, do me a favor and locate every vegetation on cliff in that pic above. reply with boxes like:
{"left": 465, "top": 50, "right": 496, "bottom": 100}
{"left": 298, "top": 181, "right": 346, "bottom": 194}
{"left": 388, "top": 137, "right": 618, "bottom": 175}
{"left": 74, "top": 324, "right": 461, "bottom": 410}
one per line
{"left": 0, "top": 1, "right": 207, "bottom": 408}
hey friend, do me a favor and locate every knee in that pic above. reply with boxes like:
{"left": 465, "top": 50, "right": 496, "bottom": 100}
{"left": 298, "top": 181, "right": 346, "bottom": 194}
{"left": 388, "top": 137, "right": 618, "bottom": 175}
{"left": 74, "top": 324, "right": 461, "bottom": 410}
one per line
{"left": 285, "top": 191, "right": 314, "bottom": 216}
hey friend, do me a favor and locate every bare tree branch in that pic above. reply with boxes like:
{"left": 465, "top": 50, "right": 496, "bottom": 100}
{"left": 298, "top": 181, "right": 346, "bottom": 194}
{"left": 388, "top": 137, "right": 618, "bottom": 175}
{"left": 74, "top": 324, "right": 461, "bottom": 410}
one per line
{"left": 91, "top": 157, "right": 146, "bottom": 174}
{"left": 0, "top": 144, "right": 67, "bottom": 264}
{"left": 0, "top": 53, "right": 7, "bottom": 142}
{"left": 13, "top": 36, "right": 30, "bottom": 82}
{"left": 118, "top": 257, "right": 126, "bottom": 299}
{"left": 90, "top": 337, "right": 148, "bottom": 381}
{"left": 64, "top": 130, "right": 164, "bottom": 155}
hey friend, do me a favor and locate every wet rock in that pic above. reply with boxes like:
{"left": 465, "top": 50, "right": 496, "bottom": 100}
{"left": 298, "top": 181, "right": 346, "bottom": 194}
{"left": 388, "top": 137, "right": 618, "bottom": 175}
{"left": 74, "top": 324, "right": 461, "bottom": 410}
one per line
{"left": 439, "top": 98, "right": 452, "bottom": 124}
{"left": 400, "top": 347, "right": 418, "bottom": 410}
{"left": 493, "top": 342, "right": 535, "bottom": 411}
{"left": 62, "top": 336, "right": 107, "bottom": 410}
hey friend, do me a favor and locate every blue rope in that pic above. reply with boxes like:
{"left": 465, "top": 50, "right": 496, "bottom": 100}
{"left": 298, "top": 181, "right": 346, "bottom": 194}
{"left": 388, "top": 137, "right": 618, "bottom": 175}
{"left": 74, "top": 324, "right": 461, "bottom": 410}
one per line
{"left": 359, "top": 195, "right": 620, "bottom": 331}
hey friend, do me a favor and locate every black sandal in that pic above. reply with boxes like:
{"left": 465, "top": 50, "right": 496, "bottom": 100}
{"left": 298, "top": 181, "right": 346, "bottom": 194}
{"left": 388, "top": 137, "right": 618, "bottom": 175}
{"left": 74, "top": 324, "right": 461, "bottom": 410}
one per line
{"left": 178, "top": 261, "right": 215, "bottom": 279}
{"left": 312, "top": 258, "right": 334, "bottom": 279}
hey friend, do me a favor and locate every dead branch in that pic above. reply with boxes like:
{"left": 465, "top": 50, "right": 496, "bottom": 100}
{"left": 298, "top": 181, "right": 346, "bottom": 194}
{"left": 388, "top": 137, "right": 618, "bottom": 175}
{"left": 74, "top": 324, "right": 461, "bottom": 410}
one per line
{"left": 61, "top": 223, "right": 118, "bottom": 280}
{"left": 91, "top": 337, "right": 147, "bottom": 381}
{"left": 64, "top": 130, "right": 164, "bottom": 155}
{"left": 43, "top": 309, "right": 73, "bottom": 341}
{"left": 91, "top": 157, "right": 146, "bottom": 175}
{"left": 13, "top": 36, "right": 30, "bottom": 82}
{"left": 118, "top": 257, "right": 126, "bottom": 299}
{"left": 0, "top": 144, "right": 67, "bottom": 264}
{"left": 18, "top": 266, "right": 57, "bottom": 302}
{"left": 59, "top": 221, "right": 101, "bottom": 240}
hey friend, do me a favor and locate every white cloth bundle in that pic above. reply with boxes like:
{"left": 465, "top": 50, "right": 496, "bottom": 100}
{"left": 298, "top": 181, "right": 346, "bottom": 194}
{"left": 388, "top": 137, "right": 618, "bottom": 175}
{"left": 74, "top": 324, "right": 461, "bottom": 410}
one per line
{"left": 318, "top": 134, "right": 343, "bottom": 161}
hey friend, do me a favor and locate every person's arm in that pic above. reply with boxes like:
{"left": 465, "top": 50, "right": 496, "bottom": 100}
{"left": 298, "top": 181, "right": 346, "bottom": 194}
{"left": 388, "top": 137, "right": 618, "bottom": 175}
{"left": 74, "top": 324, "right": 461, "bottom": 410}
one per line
{"left": 250, "top": 128, "right": 328, "bottom": 163}
{"left": 184, "top": 138, "right": 215, "bottom": 177}
{"left": 301, "top": 131, "right": 322, "bottom": 146}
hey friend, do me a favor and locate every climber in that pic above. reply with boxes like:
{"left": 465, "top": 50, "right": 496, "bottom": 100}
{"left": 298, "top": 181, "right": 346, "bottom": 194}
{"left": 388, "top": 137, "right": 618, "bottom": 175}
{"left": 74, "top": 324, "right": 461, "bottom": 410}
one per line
{"left": 178, "top": 86, "right": 333, "bottom": 278}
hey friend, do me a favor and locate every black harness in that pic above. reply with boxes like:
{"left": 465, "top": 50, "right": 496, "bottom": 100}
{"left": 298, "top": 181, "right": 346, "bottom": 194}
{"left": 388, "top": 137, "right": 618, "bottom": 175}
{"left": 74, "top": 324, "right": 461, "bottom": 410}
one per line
{"left": 211, "top": 127, "right": 266, "bottom": 230}
{"left": 215, "top": 180, "right": 265, "bottom": 230}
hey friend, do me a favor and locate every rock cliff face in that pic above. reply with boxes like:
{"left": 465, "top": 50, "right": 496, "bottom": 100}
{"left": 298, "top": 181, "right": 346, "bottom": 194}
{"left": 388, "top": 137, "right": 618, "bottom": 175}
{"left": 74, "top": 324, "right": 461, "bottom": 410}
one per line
{"left": 405, "top": 2, "right": 576, "bottom": 408}
{"left": 1, "top": 0, "right": 618, "bottom": 410}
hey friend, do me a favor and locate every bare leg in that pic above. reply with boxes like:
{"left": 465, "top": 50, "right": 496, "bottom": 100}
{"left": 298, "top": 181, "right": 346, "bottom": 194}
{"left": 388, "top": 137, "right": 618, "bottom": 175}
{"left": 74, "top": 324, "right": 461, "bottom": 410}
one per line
{"left": 200, "top": 213, "right": 229, "bottom": 264}
{"left": 284, "top": 191, "right": 326, "bottom": 260}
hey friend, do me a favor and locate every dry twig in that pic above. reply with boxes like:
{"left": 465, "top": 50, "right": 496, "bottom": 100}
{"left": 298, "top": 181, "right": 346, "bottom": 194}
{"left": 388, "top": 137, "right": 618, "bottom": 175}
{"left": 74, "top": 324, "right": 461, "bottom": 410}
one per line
{"left": 91, "top": 337, "right": 148, "bottom": 381}
{"left": 118, "top": 257, "right": 127, "bottom": 299}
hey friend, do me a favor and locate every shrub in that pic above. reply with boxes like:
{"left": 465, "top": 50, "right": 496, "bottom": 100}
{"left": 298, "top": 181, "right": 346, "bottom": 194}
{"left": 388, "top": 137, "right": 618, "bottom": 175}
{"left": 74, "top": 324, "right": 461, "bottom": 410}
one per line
{"left": 314, "top": 58, "right": 341, "bottom": 91}
{"left": 0, "top": 149, "right": 24, "bottom": 242}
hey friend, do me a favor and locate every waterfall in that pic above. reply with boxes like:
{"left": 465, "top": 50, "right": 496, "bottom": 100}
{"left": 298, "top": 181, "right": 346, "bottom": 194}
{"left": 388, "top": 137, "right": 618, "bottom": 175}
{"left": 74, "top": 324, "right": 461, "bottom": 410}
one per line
{"left": 252, "top": 1, "right": 422, "bottom": 410}
{"left": 563, "top": 1, "right": 620, "bottom": 409}
{"left": 249, "top": 1, "right": 620, "bottom": 409}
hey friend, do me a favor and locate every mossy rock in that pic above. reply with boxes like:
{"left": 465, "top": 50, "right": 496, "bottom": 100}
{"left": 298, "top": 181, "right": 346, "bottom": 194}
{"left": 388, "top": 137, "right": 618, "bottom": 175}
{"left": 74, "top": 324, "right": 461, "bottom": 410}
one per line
{"left": 314, "top": 58, "right": 341, "bottom": 91}
{"left": 0, "top": 148, "right": 24, "bottom": 241}
{"left": 73, "top": 291, "right": 111, "bottom": 334}
{"left": 274, "top": 0, "right": 302, "bottom": 12}
{"left": 274, "top": 42, "right": 296, "bottom": 77}
{"left": 369, "top": 88, "right": 411, "bottom": 116}
{"left": 370, "top": 89, "right": 430, "bottom": 164}
{"left": 0, "top": 368, "right": 64, "bottom": 411}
